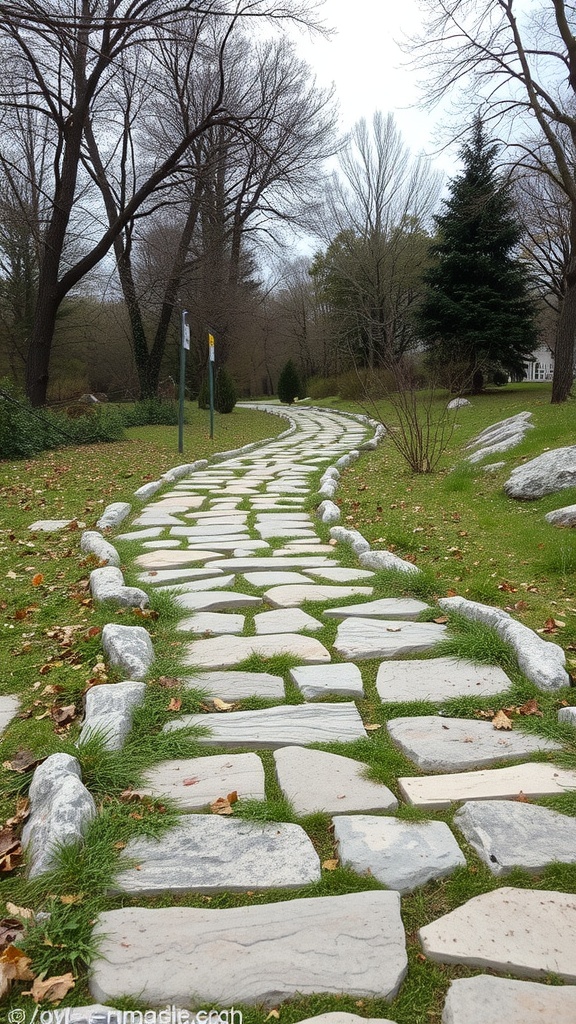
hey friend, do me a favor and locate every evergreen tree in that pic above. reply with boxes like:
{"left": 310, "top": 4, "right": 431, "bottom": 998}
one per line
{"left": 417, "top": 118, "right": 537, "bottom": 391}
{"left": 215, "top": 366, "right": 237, "bottom": 413}
{"left": 277, "top": 359, "right": 302, "bottom": 404}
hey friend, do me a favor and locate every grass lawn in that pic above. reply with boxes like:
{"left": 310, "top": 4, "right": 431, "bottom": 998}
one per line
{"left": 0, "top": 387, "right": 575, "bottom": 1022}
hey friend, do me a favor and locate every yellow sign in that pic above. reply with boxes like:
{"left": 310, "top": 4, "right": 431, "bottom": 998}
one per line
{"left": 208, "top": 333, "right": 215, "bottom": 361}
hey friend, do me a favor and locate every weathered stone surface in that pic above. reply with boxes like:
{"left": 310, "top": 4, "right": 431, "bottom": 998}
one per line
{"left": 22, "top": 753, "right": 96, "bottom": 876}
{"left": 318, "top": 479, "right": 338, "bottom": 498}
{"left": 334, "top": 815, "right": 465, "bottom": 892}
{"left": 559, "top": 705, "right": 576, "bottom": 726}
{"left": 274, "top": 747, "right": 397, "bottom": 815}
{"left": 482, "top": 461, "right": 506, "bottom": 472}
{"left": 318, "top": 500, "right": 341, "bottom": 523}
{"left": 296, "top": 1016, "right": 397, "bottom": 1024}
{"left": 96, "top": 502, "right": 131, "bottom": 529}
{"left": 79, "top": 681, "right": 145, "bottom": 750}
{"left": 504, "top": 444, "right": 576, "bottom": 499}
{"left": 137, "top": 567, "right": 224, "bottom": 584}
{"left": 258, "top": 524, "right": 317, "bottom": 539}
{"left": 376, "top": 658, "right": 513, "bottom": 703}
{"left": 399, "top": 762, "right": 576, "bottom": 809}
{"left": 264, "top": 584, "right": 373, "bottom": 608}
{"left": 254, "top": 608, "right": 322, "bottom": 633}
{"left": 387, "top": 715, "right": 561, "bottom": 772}
{"left": 132, "top": 513, "right": 185, "bottom": 526}
{"left": 183, "top": 633, "right": 331, "bottom": 669}
{"left": 142, "top": 539, "right": 181, "bottom": 549}
{"left": 170, "top": 524, "right": 249, "bottom": 537}
{"left": 29, "top": 518, "right": 74, "bottom": 531}
{"left": 173, "top": 591, "right": 262, "bottom": 612}
{"left": 90, "top": 891, "right": 407, "bottom": 1005}
{"left": 334, "top": 619, "right": 446, "bottom": 660}
{"left": 454, "top": 799, "right": 576, "bottom": 876}
{"left": 156, "top": 574, "right": 235, "bottom": 591}
{"left": 176, "top": 612, "right": 245, "bottom": 634}
{"left": 89, "top": 566, "right": 149, "bottom": 608}
{"left": 243, "top": 571, "right": 312, "bottom": 586}
{"left": 183, "top": 671, "right": 284, "bottom": 700}
{"left": 204, "top": 556, "right": 336, "bottom": 570}
{"left": 290, "top": 663, "right": 364, "bottom": 699}
{"left": 358, "top": 550, "right": 421, "bottom": 575}
{"left": 164, "top": 702, "right": 367, "bottom": 747}
{"left": 133, "top": 480, "right": 163, "bottom": 500}
{"left": 329, "top": 526, "right": 370, "bottom": 554}
{"left": 135, "top": 549, "right": 221, "bottom": 569}
{"left": 137, "top": 752, "right": 265, "bottom": 808}
{"left": 469, "top": 412, "right": 532, "bottom": 450}
{"left": 419, "top": 887, "right": 576, "bottom": 981}
{"left": 438, "top": 595, "right": 569, "bottom": 690}
{"left": 324, "top": 597, "right": 429, "bottom": 620}
{"left": 442, "top": 975, "right": 576, "bottom": 1024}
{"left": 116, "top": 526, "right": 163, "bottom": 540}
{"left": 447, "top": 398, "right": 470, "bottom": 409}
{"left": 80, "top": 530, "right": 120, "bottom": 567}
{"left": 113, "top": 816, "right": 321, "bottom": 894}
{"left": 305, "top": 567, "right": 375, "bottom": 582}
{"left": 0, "top": 695, "right": 19, "bottom": 732}
{"left": 102, "top": 623, "right": 154, "bottom": 679}
{"left": 545, "top": 503, "right": 576, "bottom": 527}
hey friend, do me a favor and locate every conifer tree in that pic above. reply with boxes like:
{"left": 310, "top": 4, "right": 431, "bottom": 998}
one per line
{"left": 277, "top": 359, "right": 302, "bottom": 404}
{"left": 417, "top": 118, "right": 537, "bottom": 391}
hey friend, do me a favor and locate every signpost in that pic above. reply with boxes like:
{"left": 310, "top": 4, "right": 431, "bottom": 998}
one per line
{"left": 178, "top": 310, "right": 190, "bottom": 454}
{"left": 208, "top": 331, "right": 215, "bottom": 440}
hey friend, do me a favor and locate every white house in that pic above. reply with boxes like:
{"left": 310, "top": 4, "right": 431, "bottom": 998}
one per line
{"left": 524, "top": 342, "right": 554, "bottom": 381}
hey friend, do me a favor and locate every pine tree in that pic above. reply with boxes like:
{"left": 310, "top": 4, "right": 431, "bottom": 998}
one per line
{"left": 215, "top": 366, "right": 237, "bottom": 413}
{"left": 417, "top": 118, "right": 537, "bottom": 391}
{"left": 277, "top": 359, "right": 302, "bottom": 404}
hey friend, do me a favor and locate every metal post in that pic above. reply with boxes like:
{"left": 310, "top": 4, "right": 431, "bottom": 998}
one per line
{"left": 208, "top": 331, "right": 215, "bottom": 440}
{"left": 178, "top": 310, "right": 189, "bottom": 454}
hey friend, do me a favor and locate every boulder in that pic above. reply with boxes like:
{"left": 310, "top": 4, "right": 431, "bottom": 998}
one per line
{"left": 504, "top": 445, "right": 576, "bottom": 499}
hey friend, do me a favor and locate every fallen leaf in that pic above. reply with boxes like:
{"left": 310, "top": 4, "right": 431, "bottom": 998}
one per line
{"left": 517, "top": 699, "right": 543, "bottom": 717}
{"left": 50, "top": 704, "right": 77, "bottom": 726}
{"left": 515, "top": 791, "right": 530, "bottom": 803}
{"left": 3, "top": 748, "right": 44, "bottom": 774}
{"left": 446, "top": 588, "right": 458, "bottom": 597}
{"left": 475, "top": 709, "right": 495, "bottom": 719}
{"left": 132, "top": 607, "right": 159, "bottom": 620}
{"left": 212, "top": 698, "right": 234, "bottom": 711}
{"left": 5, "top": 902, "right": 33, "bottom": 920}
{"left": 31, "top": 573, "right": 44, "bottom": 586}
{"left": 167, "top": 697, "right": 182, "bottom": 712}
{"left": 322, "top": 859, "right": 339, "bottom": 871}
{"left": 433, "top": 616, "right": 448, "bottom": 624}
{"left": 0, "top": 944, "right": 34, "bottom": 1000}
{"left": 59, "top": 894, "right": 84, "bottom": 905}
{"left": 497, "top": 581, "right": 517, "bottom": 592}
{"left": 210, "top": 791, "right": 238, "bottom": 816}
{"left": 265, "top": 1011, "right": 280, "bottom": 1021}
{"left": 113, "top": 841, "right": 126, "bottom": 850}
{"left": 386, "top": 626, "right": 401, "bottom": 632}
{"left": 492, "top": 710, "right": 513, "bottom": 730}
{"left": 183, "top": 778, "right": 200, "bottom": 786}
{"left": 156, "top": 676, "right": 180, "bottom": 688}
{"left": 24, "top": 971, "right": 75, "bottom": 1003}
{"left": 0, "top": 919, "right": 24, "bottom": 951}
{"left": 365, "top": 723, "right": 382, "bottom": 731}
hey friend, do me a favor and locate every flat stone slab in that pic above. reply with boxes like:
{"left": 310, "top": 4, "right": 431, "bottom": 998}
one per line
{"left": 164, "top": 702, "right": 367, "bottom": 747}
{"left": 182, "top": 633, "right": 331, "bottom": 669}
{"left": 89, "top": 890, "right": 407, "bottom": 1005}
{"left": 0, "top": 695, "right": 19, "bottom": 732}
{"left": 22, "top": 753, "right": 96, "bottom": 876}
{"left": 101, "top": 623, "right": 154, "bottom": 680}
{"left": 29, "top": 518, "right": 75, "bottom": 531}
{"left": 334, "top": 619, "right": 447, "bottom": 660}
{"left": 399, "top": 762, "right": 576, "bottom": 809}
{"left": 254, "top": 608, "right": 322, "bottom": 634}
{"left": 297, "top": 1016, "right": 397, "bottom": 1024}
{"left": 112, "top": 816, "right": 321, "bottom": 894}
{"left": 135, "top": 550, "right": 221, "bottom": 569}
{"left": 176, "top": 612, "right": 245, "bottom": 634}
{"left": 454, "top": 799, "right": 576, "bottom": 875}
{"left": 79, "top": 681, "right": 146, "bottom": 750}
{"left": 173, "top": 591, "right": 262, "bottom": 612}
{"left": 290, "top": 663, "right": 364, "bottom": 699}
{"left": 419, "top": 887, "right": 576, "bottom": 981}
{"left": 137, "top": 567, "right": 224, "bottom": 585}
{"left": 243, "top": 571, "right": 312, "bottom": 585}
{"left": 183, "top": 671, "right": 284, "bottom": 700}
{"left": 141, "top": 539, "right": 181, "bottom": 548}
{"left": 116, "top": 526, "right": 163, "bottom": 540}
{"left": 274, "top": 747, "right": 397, "bottom": 814}
{"left": 305, "top": 567, "right": 374, "bottom": 582}
{"left": 203, "top": 557, "right": 336, "bottom": 571}
{"left": 504, "top": 444, "right": 576, "bottom": 499}
{"left": 324, "top": 598, "right": 429, "bottom": 620}
{"left": 137, "top": 752, "right": 266, "bottom": 808}
{"left": 264, "top": 584, "right": 373, "bottom": 607}
{"left": 376, "top": 658, "right": 513, "bottom": 704}
{"left": 387, "top": 715, "right": 561, "bottom": 771}
{"left": 157, "top": 574, "right": 235, "bottom": 592}
{"left": 334, "top": 815, "right": 465, "bottom": 892}
{"left": 442, "top": 975, "right": 576, "bottom": 1024}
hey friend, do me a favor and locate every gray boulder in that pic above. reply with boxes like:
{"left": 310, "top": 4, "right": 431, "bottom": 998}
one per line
{"left": 317, "top": 500, "right": 341, "bottom": 524}
{"left": 447, "top": 398, "right": 471, "bottom": 409}
{"left": 504, "top": 444, "right": 576, "bottom": 499}
{"left": 96, "top": 502, "right": 131, "bottom": 529}
{"left": 79, "top": 681, "right": 146, "bottom": 750}
{"left": 102, "top": 623, "right": 155, "bottom": 679}
{"left": 330, "top": 526, "right": 370, "bottom": 554}
{"left": 359, "top": 550, "right": 421, "bottom": 575}
{"left": 80, "top": 531, "right": 120, "bottom": 567}
{"left": 545, "top": 503, "right": 576, "bottom": 527}
{"left": 22, "top": 753, "right": 96, "bottom": 876}
{"left": 90, "top": 566, "right": 149, "bottom": 608}
{"left": 133, "top": 481, "right": 163, "bottom": 500}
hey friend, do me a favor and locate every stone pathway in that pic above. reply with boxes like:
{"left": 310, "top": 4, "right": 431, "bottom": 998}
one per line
{"left": 18, "top": 405, "right": 576, "bottom": 1022}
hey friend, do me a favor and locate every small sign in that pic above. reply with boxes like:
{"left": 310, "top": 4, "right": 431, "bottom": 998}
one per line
{"left": 182, "top": 311, "right": 190, "bottom": 351}
{"left": 208, "top": 332, "right": 215, "bottom": 361}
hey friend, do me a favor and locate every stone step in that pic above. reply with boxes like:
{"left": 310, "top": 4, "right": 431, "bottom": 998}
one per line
{"left": 182, "top": 632, "right": 331, "bottom": 669}
{"left": 135, "top": 550, "right": 222, "bottom": 569}
{"left": 442, "top": 975, "right": 576, "bottom": 1024}
{"left": 274, "top": 746, "right": 397, "bottom": 814}
{"left": 164, "top": 702, "right": 367, "bottom": 747}
{"left": 304, "top": 567, "right": 375, "bottom": 582}
{"left": 173, "top": 591, "right": 262, "bottom": 612}
{"left": 376, "top": 657, "right": 513, "bottom": 703}
{"left": 400, "top": 762, "right": 576, "bottom": 809}
{"left": 176, "top": 611, "right": 245, "bottom": 634}
{"left": 254, "top": 608, "right": 322, "bottom": 634}
{"left": 112, "top": 816, "right": 321, "bottom": 894}
{"left": 290, "top": 663, "right": 364, "bottom": 699}
{"left": 182, "top": 670, "right": 284, "bottom": 700}
{"left": 264, "top": 584, "right": 374, "bottom": 607}
{"left": 454, "top": 799, "right": 576, "bottom": 875}
{"left": 136, "top": 752, "right": 266, "bottom": 808}
{"left": 324, "top": 598, "right": 429, "bottom": 620}
{"left": 334, "top": 619, "right": 447, "bottom": 660}
{"left": 419, "top": 887, "right": 576, "bottom": 981}
{"left": 0, "top": 694, "right": 19, "bottom": 732}
{"left": 90, "top": 890, "right": 407, "bottom": 1006}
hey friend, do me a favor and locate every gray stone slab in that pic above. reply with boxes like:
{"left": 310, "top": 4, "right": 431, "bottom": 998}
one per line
{"left": 387, "top": 715, "right": 561, "bottom": 772}
{"left": 290, "top": 663, "right": 364, "bottom": 699}
{"left": 419, "top": 887, "right": 576, "bottom": 981}
{"left": 304, "top": 567, "right": 375, "bottom": 582}
{"left": 80, "top": 530, "right": 120, "bottom": 567}
{"left": 183, "top": 671, "right": 284, "bottom": 700}
{"left": 113, "top": 816, "right": 321, "bottom": 894}
{"left": 256, "top": 513, "right": 312, "bottom": 521}
{"left": 0, "top": 695, "right": 19, "bottom": 732}
{"left": 358, "top": 550, "right": 421, "bottom": 575}
{"left": 102, "top": 623, "right": 154, "bottom": 680}
{"left": 170, "top": 525, "right": 250, "bottom": 537}
{"left": 189, "top": 540, "right": 270, "bottom": 551}
{"left": 156, "top": 574, "right": 235, "bottom": 592}
{"left": 116, "top": 527, "right": 163, "bottom": 540}
{"left": 203, "top": 557, "right": 336, "bottom": 570}
{"left": 96, "top": 502, "right": 132, "bottom": 529}
{"left": 79, "top": 681, "right": 145, "bottom": 750}
{"left": 176, "top": 612, "right": 245, "bottom": 634}
{"left": 22, "top": 753, "right": 96, "bottom": 876}
{"left": 244, "top": 571, "right": 312, "bottom": 585}
{"left": 399, "top": 762, "right": 576, "bottom": 809}
{"left": 442, "top": 975, "right": 576, "bottom": 1024}
{"left": 376, "top": 658, "right": 513, "bottom": 703}
{"left": 137, "top": 567, "right": 224, "bottom": 584}
{"left": 334, "top": 815, "right": 465, "bottom": 892}
{"left": 276, "top": 544, "right": 337, "bottom": 554}
{"left": 297, "top": 1016, "right": 397, "bottom": 1024}
{"left": 182, "top": 632, "right": 331, "bottom": 669}
{"left": 559, "top": 705, "right": 576, "bottom": 726}
{"left": 325, "top": 598, "right": 429, "bottom": 620}
{"left": 545, "top": 503, "right": 576, "bottom": 526}
{"left": 137, "top": 752, "right": 265, "bottom": 808}
{"left": 274, "top": 747, "right": 397, "bottom": 814}
{"left": 264, "top": 584, "right": 373, "bottom": 607}
{"left": 29, "top": 518, "right": 74, "bottom": 531}
{"left": 258, "top": 525, "right": 318, "bottom": 539}
{"left": 334, "top": 619, "right": 447, "bottom": 660}
{"left": 142, "top": 539, "right": 181, "bottom": 548}
{"left": 89, "top": 566, "right": 149, "bottom": 608}
{"left": 164, "top": 702, "right": 367, "bottom": 747}
{"left": 135, "top": 550, "right": 222, "bottom": 569}
{"left": 504, "top": 444, "right": 576, "bottom": 499}
{"left": 254, "top": 608, "right": 322, "bottom": 634}
{"left": 90, "top": 890, "right": 407, "bottom": 1005}
{"left": 454, "top": 799, "right": 576, "bottom": 875}
{"left": 173, "top": 591, "right": 262, "bottom": 612}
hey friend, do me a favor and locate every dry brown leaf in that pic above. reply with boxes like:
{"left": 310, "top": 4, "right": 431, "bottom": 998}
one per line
{"left": 31, "top": 573, "right": 44, "bottom": 586}
{"left": 50, "top": 704, "right": 77, "bottom": 726}
{"left": 210, "top": 791, "right": 238, "bottom": 816}
{"left": 183, "top": 777, "right": 199, "bottom": 786}
{"left": 59, "top": 894, "right": 84, "bottom": 905}
{"left": 5, "top": 902, "right": 33, "bottom": 920}
{"left": 365, "top": 723, "right": 382, "bottom": 731}
{"left": 3, "top": 748, "right": 44, "bottom": 774}
{"left": 167, "top": 697, "right": 182, "bottom": 712}
{"left": 0, "top": 918, "right": 24, "bottom": 951}
{"left": 518, "top": 699, "right": 543, "bottom": 717}
{"left": 475, "top": 709, "right": 495, "bottom": 719}
{"left": 24, "top": 970, "right": 75, "bottom": 1003}
{"left": 446, "top": 588, "right": 458, "bottom": 597}
{"left": 322, "top": 859, "right": 339, "bottom": 871}
{"left": 433, "top": 616, "right": 448, "bottom": 624}
{"left": 497, "top": 581, "right": 517, "bottom": 592}
{"left": 492, "top": 710, "right": 513, "bottom": 730}
{"left": 265, "top": 1011, "right": 280, "bottom": 1021}
{"left": 515, "top": 791, "right": 530, "bottom": 803}
{"left": 156, "top": 676, "right": 180, "bottom": 689}
{"left": 5, "top": 797, "right": 30, "bottom": 829}
{"left": 212, "top": 698, "right": 234, "bottom": 712}
{"left": 0, "top": 944, "right": 34, "bottom": 1000}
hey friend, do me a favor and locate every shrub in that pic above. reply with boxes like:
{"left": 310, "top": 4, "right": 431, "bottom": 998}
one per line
{"left": 121, "top": 398, "right": 179, "bottom": 426}
{"left": 307, "top": 375, "right": 338, "bottom": 399}
{"left": 277, "top": 359, "right": 302, "bottom": 404}
{"left": 215, "top": 367, "right": 237, "bottom": 414}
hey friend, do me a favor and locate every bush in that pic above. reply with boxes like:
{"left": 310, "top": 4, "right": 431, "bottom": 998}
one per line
{"left": 277, "top": 359, "right": 302, "bottom": 404}
{"left": 121, "top": 398, "right": 179, "bottom": 426}
{"left": 215, "top": 367, "right": 237, "bottom": 414}
{"left": 307, "top": 375, "right": 338, "bottom": 399}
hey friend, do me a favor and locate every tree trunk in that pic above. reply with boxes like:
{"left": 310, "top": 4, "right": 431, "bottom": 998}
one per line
{"left": 552, "top": 221, "right": 576, "bottom": 403}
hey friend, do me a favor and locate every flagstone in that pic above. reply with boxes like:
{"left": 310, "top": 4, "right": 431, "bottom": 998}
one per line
{"left": 399, "top": 762, "right": 576, "bottom": 809}
{"left": 274, "top": 746, "right": 397, "bottom": 814}
{"left": 264, "top": 585, "right": 373, "bottom": 607}
{"left": 156, "top": 574, "right": 235, "bottom": 592}
{"left": 182, "top": 632, "right": 331, "bottom": 669}
{"left": 90, "top": 890, "right": 406, "bottom": 1006}
{"left": 116, "top": 527, "right": 163, "bottom": 540}
{"left": 137, "top": 567, "right": 225, "bottom": 584}
{"left": 134, "top": 550, "right": 222, "bottom": 569}
{"left": 290, "top": 663, "right": 364, "bottom": 699}
{"left": 164, "top": 702, "right": 366, "bottom": 747}
{"left": 203, "top": 556, "right": 336, "bottom": 570}
{"left": 183, "top": 670, "right": 284, "bottom": 700}
{"left": 188, "top": 540, "right": 270, "bottom": 552}
{"left": 170, "top": 525, "right": 250, "bottom": 537}
{"left": 141, "top": 539, "right": 182, "bottom": 548}
{"left": 243, "top": 571, "right": 312, "bottom": 585}
{"left": 29, "top": 518, "right": 76, "bottom": 531}
{"left": 454, "top": 799, "right": 576, "bottom": 875}
{"left": 376, "top": 658, "right": 513, "bottom": 703}
{"left": 137, "top": 752, "right": 266, "bottom": 808}
{"left": 333, "top": 815, "right": 465, "bottom": 892}
{"left": 112, "top": 816, "right": 321, "bottom": 894}
{"left": 256, "top": 513, "right": 312, "bottom": 521}
{"left": 442, "top": 975, "right": 576, "bottom": 1024}
{"left": 257, "top": 526, "right": 317, "bottom": 539}
{"left": 173, "top": 591, "right": 262, "bottom": 612}
{"left": 176, "top": 612, "right": 246, "bottom": 634}
{"left": 419, "top": 887, "right": 576, "bottom": 981}
{"left": 387, "top": 715, "right": 561, "bottom": 771}
{"left": 0, "top": 695, "right": 19, "bottom": 732}
{"left": 334, "top": 619, "right": 447, "bottom": 660}
{"left": 324, "top": 598, "right": 430, "bottom": 619}
{"left": 304, "top": 567, "right": 375, "bottom": 582}
{"left": 276, "top": 545, "right": 336, "bottom": 554}
{"left": 131, "top": 513, "right": 184, "bottom": 526}
{"left": 254, "top": 608, "right": 322, "bottom": 634}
